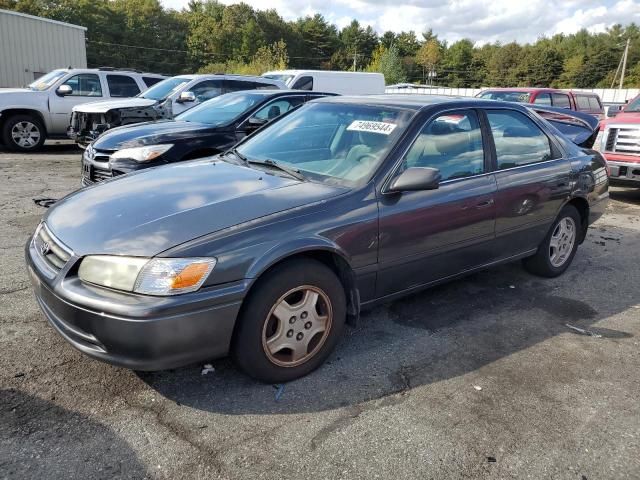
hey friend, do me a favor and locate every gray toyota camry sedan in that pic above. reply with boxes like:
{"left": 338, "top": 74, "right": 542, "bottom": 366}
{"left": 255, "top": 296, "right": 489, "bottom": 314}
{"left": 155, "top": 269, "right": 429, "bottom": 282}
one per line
{"left": 26, "top": 95, "right": 609, "bottom": 382}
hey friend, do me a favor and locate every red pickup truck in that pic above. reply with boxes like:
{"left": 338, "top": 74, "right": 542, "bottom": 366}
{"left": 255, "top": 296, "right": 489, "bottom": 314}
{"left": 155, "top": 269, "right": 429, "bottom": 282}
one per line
{"left": 594, "top": 94, "right": 640, "bottom": 188}
{"left": 477, "top": 88, "right": 604, "bottom": 119}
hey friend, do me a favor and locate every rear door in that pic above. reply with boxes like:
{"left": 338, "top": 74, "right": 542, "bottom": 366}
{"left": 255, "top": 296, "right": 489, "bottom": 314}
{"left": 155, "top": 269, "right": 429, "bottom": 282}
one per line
{"left": 376, "top": 109, "right": 497, "bottom": 297}
{"left": 105, "top": 74, "right": 141, "bottom": 98}
{"left": 484, "top": 108, "right": 571, "bottom": 259}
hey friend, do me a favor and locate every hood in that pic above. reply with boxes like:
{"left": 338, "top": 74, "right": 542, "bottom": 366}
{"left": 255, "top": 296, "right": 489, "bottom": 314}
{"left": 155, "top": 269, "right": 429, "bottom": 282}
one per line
{"left": 72, "top": 97, "right": 157, "bottom": 113}
{"left": 602, "top": 111, "right": 640, "bottom": 126}
{"left": 45, "top": 159, "right": 346, "bottom": 257}
{"left": 93, "top": 120, "right": 214, "bottom": 150}
{"left": 0, "top": 88, "right": 46, "bottom": 106}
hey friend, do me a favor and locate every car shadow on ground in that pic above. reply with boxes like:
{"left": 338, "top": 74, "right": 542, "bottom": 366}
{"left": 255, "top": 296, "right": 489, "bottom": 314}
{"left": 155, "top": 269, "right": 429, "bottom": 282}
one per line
{"left": 610, "top": 187, "right": 640, "bottom": 206}
{"left": 0, "top": 389, "right": 148, "bottom": 479}
{"left": 138, "top": 244, "right": 636, "bottom": 415}
{"left": 0, "top": 141, "right": 80, "bottom": 155}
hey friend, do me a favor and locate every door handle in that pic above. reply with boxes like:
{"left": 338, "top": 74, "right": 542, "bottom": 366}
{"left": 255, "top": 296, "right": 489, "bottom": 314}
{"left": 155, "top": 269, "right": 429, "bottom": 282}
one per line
{"left": 475, "top": 199, "right": 494, "bottom": 209}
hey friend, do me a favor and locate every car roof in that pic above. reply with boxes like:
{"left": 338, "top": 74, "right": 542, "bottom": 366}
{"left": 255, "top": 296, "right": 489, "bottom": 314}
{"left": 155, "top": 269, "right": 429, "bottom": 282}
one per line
{"left": 479, "top": 87, "right": 562, "bottom": 93}
{"left": 53, "top": 68, "right": 165, "bottom": 77}
{"left": 313, "top": 94, "right": 491, "bottom": 110}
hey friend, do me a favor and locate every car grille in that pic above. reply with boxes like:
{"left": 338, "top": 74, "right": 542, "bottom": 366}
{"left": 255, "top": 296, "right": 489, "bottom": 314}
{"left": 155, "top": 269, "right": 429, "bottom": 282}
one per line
{"left": 32, "top": 224, "right": 73, "bottom": 274}
{"left": 92, "top": 165, "right": 112, "bottom": 182}
{"left": 605, "top": 127, "right": 640, "bottom": 155}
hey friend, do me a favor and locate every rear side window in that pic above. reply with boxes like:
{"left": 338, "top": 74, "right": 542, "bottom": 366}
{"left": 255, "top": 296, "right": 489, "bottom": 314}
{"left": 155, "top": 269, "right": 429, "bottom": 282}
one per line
{"left": 143, "top": 76, "right": 163, "bottom": 88}
{"left": 588, "top": 96, "right": 602, "bottom": 111}
{"left": 404, "top": 110, "right": 485, "bottom": 181}
{"left": 225, "top": 80, "right": 257, "bottom": 92}
{"left": 576, "top": 95, "right": 590, "bottom": 110}
{"left": 552, "top": 93, "right": 571, "bottom": 109}
{"left": 533, "top": 93, "right": 551, "bottom": 105}
{"left": 292, "top": 76, "right": 313, "bottom": 90}
{"left": 487, "top": 110, "right": 556, "bottom": 170}
{"left": 190, "top": 80, "right": 224, "bottom": 101}
{"left": 61, "top": 74, "right": 102, "bottom": 97}
{"left": 253, "top": 82, "right": 280, "bottom": 90}
{"left": 106, "top": 75, "right": 141, "bottom": 97}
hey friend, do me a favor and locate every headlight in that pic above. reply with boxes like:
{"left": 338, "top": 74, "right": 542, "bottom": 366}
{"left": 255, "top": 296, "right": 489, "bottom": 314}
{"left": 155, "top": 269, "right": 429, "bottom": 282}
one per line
{"left": 110, "top": 144, "right": 173, "bottom": 163}
{"left": 592, "top": 130, "right": 603, "bottom": 151}
{"left": 78, "top": 256, "right": 216, "bottom": 295}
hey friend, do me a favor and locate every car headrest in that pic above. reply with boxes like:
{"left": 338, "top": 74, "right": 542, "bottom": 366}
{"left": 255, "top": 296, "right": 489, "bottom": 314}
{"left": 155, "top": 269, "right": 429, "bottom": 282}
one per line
{"left": 267, "top": 106, "right": 281, "bottom": 119}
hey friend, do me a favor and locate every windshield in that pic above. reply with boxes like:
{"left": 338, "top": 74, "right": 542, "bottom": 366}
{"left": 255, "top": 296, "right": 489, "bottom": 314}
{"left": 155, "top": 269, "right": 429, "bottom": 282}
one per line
{"left": 235, "top": 102, "right": 414, "bottom": 185}
{"left": 28, "top": 70, "right": 67, "bottom": 91}
{"left": 140, "top": 77, "right": 190, "bottom": 101}
{"left": 625, "top": 96, "right": 640, "bottom": 112}
{"left": 263, "top": 74, "right": 294, "bottom": 85}
{"left": 177, "top": 92, "right": 266, "bottom": 125}
{"left": 479, "top": 91, "right": 531, "bottom": 103}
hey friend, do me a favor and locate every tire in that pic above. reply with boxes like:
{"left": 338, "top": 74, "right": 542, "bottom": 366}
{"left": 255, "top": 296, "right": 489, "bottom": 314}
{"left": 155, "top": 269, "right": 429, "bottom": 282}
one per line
{"left": 1, "top": 114, "right": 46, "bottom": 152}
{"left": 232, "top": 259, "right": 347, "bottom": 383}
{"left": 523, "top": 205, "right": 581, "bottom": 278}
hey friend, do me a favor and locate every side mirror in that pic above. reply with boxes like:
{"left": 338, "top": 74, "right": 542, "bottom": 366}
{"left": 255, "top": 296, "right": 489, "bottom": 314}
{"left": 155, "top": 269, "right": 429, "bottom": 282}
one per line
{"left": 248, "top": 117, "right": 268, "bottom": 127}
{"left": 177, "top": 91, "right": 196, "bottom": 103}
{"left": 388, "top": 167, "right": 441, "bottom": 192}
{"left": 57, "top": 85, "right": 72, "bottom": 96}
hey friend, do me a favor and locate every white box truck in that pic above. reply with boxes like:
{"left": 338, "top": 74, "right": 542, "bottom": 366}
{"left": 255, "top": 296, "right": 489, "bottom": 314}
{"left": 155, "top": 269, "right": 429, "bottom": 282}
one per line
{"left": 262, "top": 70, "right": 385, "bottom": 95}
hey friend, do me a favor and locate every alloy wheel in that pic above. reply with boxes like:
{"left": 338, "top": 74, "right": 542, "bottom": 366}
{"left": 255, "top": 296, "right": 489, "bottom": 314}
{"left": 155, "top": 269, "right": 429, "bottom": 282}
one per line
{"left": 11, "top": 121, "right": 41, "bottom": 149}
{"left": 549, "top": 217, "right": 576, "bottom": 267}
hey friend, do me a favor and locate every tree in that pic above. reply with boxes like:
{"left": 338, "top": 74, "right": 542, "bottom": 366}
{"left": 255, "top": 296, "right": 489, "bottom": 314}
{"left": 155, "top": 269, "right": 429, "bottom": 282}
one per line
{"left": 339, "top": 20, "right": 378, "bottom": 69}
{"left": 367, "top": 44, "right": 406, "bottom": 85}
{"left": 415, "top": 39, "right": 441, "bottom": 83}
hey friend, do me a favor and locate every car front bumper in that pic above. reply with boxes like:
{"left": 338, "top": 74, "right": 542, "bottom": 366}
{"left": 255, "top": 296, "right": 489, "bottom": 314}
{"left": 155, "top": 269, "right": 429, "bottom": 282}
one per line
{"left": 607, "top": 159, "right": 640, "bottom": 186}
{"left": 26, "top": 240, "right": 246, "bottom": 371}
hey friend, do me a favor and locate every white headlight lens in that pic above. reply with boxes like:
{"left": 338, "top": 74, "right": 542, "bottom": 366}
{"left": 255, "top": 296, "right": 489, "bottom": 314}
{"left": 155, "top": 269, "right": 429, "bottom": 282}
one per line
{"left": 134, "top": 258, "right": 216, "bottom": 296}
{"left": 110, "top": 144, "right": 173, "bottom": 162}
{"left": 78, "top": 256, "right": 149, "bottom": 291}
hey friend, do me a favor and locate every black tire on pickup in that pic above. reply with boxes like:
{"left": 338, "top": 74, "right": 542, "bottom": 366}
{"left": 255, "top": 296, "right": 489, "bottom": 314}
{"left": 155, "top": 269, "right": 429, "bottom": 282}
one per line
{"left": 1, "top": 114, "right": 46, "bottom": 152}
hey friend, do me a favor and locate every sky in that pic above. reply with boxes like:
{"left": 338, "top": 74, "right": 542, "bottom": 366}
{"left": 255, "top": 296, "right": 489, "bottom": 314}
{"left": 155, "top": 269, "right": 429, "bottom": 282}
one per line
{"left": 160, "top": 0, "right": 640, "bottom": 45}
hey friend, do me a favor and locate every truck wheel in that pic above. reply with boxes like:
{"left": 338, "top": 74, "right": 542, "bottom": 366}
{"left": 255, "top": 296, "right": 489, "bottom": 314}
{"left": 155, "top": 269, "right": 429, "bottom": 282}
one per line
{"left": 523, "top": 205, "right": 581, "bottom": 278}
{"left": 2, "top": 114, "right": 46, "bottom": 152}
{"left": 232, "top": 259, "right": 346, "bottom": 383}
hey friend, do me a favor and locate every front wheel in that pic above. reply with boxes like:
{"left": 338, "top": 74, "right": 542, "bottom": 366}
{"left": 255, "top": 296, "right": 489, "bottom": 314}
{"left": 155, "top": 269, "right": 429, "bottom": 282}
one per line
{"left": 523, "top": 205, "right": 581, "bottom": 277}
{"left": 2, "top": 114, "right": 46, "bottom": 152}
{"left": 232, "top": 259, "right": 346, "bottom": 383}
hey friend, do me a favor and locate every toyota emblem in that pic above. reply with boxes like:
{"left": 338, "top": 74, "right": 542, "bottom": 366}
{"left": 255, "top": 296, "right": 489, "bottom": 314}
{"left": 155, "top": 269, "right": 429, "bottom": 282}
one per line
{"left": 40, "top": 241, "right": 50, "bottom": 256}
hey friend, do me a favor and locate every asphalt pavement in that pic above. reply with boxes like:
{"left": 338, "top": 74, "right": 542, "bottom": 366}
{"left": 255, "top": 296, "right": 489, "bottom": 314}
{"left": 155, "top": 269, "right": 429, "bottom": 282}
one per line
{"left": 1, "top": 143, "right": 639, "bottom": 480}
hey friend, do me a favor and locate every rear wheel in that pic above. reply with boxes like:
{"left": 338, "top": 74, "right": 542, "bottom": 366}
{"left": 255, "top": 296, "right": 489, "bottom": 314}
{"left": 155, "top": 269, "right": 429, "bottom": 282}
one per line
{"left": 2, "top": 114, "right": 46, "bottom": 152}
{"left": 232, "top": 259, "right": 346, "bottom": 383}
{"left": 523, "top": 205, "right": 581, "bottom": 277}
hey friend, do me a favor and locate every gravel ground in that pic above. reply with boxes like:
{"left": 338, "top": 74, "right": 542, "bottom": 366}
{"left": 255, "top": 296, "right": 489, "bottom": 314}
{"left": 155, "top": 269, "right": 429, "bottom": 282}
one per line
{"left": 1, "top": 143, "right": 639, "bottom": 480}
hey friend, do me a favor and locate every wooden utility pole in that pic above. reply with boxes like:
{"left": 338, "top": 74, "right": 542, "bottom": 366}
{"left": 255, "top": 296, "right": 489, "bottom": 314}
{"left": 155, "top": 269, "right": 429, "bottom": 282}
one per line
{"left": 620, "top": 38, "right": 630, "bottom": 89}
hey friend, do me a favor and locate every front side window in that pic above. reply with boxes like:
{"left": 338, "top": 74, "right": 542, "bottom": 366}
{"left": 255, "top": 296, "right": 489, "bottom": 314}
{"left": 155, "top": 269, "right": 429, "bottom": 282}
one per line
{"left": 236, "top": 102, "right": 414, "bottom": 185}
{"left": 479, "top": 91, "right": 531, "bottom": 103}
{"left": 225, "top": 80, "right": 257, "bottom": 93}
{"left": 487, "top": 110, "right": 556, "bottom": 170}
{"left": 588, "top": 97, "right": 602, "bottom": 111}
{"left": 576, "top": 95, "right": 590, "bottom": 110}
{"left": 533, "top": 93, "right": 552, "bottom": 106}
{"left": 176, "top": 92, "right": 265, "bottom": 125}
{"left": 106, "top": 75, "right": 140, "bottom": 97}
{"left": 252, "top": 97, "right": 305, "bottom": 120}
{"left": 61, "top": 74, "right": 102, "bottom": 96}
{"left": 403, "top": 110, "right": 485, "bottom": 181}
{"left": 625, "top": 95, "right": 640, "bottom": 112}
{"left": 189, "top": 80, "right": 224, "bottom": 102}
{"left": 292, "top": 76, "right": 313, "bottom": 90}
{"left": 253, "top": 82, "right": 280, "bottom": 90}
{"left": 552, "top": 93, "right": 571, "bottom": 109}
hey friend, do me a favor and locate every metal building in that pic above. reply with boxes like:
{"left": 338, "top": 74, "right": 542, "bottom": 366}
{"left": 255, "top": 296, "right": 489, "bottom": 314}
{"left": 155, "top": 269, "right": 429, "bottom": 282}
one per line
{"left": 0, "top": 9, "right": 87, "bottom": 88}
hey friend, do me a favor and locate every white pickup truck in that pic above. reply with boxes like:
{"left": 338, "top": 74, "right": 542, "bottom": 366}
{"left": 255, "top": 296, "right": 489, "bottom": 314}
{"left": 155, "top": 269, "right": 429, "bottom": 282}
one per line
{"left": 0, "top": 68, "right": 165, "bottom": 151}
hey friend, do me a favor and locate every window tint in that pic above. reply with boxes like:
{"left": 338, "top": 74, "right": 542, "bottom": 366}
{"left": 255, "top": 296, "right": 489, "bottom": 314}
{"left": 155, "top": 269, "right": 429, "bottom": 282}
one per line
{"left": 225, "top": 80, "right": 257, "bottom": 93}
{"left": 576, "top": 95, "right": 590, "bottom": 110}
{"left": 404, "top": 111, "right": 484, "bottom": 181}
{"left": 487, "top": 110, "right": 556, "bottom": 170}
{"left": 253, "top": 82, "right": 280, "bottom": 90}
{"left": 552, "top": 93, "right": 571, "bottom": 108}
{"left": 61, "top": 74, "right": 102, "bottom": 96}
{"left": 533, "top": 93, "right": 551, "bottom": 105}
{"left": 292, "top": 76, "right": 313, "bottom": 90}
{"left": 253, "top": 97, "right": 305, "bottom": 120}
{"left": 190, "top": 80, "right": 224, "bottom": 102}
{"left": 106, "top": 75, "right": 140, "bottom": 97}
{"left": 588, "top": 96, "right": 602, "bottom": 111}
{"left": 143, "top": 76, "right": 163, "bottom": 88}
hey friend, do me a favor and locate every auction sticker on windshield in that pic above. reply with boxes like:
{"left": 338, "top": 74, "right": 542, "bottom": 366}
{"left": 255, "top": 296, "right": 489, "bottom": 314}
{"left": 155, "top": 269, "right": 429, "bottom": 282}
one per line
{"left": 347, "top": 120, "right": 397, "bottom": 135}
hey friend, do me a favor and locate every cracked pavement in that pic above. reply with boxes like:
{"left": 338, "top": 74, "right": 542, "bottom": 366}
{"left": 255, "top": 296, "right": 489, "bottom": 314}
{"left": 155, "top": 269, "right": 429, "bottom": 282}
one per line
{"left": 1, "top": 143, "right": 640, "bottom": 479}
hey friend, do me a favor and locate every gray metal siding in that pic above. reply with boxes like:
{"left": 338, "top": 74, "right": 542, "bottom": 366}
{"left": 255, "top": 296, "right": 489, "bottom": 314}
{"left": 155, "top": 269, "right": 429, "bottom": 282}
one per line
{"left": 0, "top": 10, "right": 86, "bottom": 87}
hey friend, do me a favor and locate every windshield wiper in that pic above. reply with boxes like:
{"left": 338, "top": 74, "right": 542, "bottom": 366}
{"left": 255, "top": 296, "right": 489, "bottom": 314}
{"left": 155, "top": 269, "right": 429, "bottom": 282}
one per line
{"left": 248, "top": 158, "right": 306, "bottom": 181}
{"left": 221, "top": 147, "right": 248, "bottom": 165}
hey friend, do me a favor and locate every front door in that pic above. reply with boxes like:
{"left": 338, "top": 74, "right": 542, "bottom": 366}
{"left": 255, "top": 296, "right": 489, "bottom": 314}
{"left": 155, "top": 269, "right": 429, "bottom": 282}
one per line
{"left": 377, "top": 109, "right": 497, "bottom": 297}
{"left": 48, "top": 73, "right": 105, "bottom": 135}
